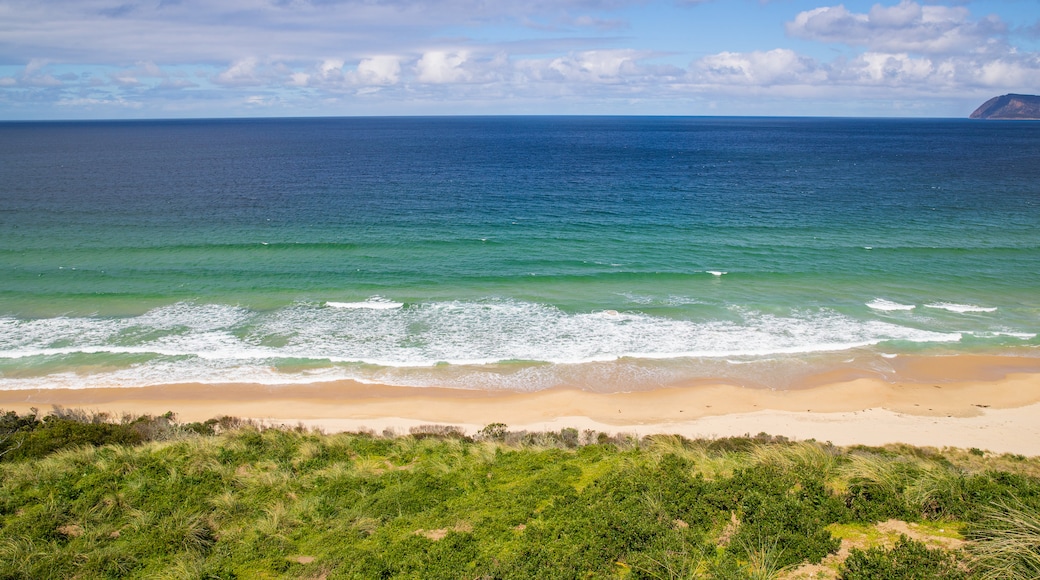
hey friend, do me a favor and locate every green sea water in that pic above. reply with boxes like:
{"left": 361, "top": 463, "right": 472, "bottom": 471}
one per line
{"left": 1, "top": 117, "right": 1038, "bottom": 391}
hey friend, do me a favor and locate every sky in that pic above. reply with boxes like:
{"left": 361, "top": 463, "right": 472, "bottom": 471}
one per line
{"left": 1, "top": 0, "right": 1039, "bottom": 119}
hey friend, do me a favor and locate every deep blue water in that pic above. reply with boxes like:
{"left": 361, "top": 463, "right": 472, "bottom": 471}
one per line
{"left": 1, "top": 117, "right": 1038, "bottom": 391}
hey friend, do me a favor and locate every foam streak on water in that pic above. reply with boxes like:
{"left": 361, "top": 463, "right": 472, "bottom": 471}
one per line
{"left": 867, "top": 299, "right": 916, "bottom": 312}
{"left": 924, "top": 302, "right": 998, "bottom": 313}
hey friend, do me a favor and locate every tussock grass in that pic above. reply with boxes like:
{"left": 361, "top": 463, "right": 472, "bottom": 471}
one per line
{"left": 734, "top": 536, "right": 792, "bottom": 580}
{"left": 841, "top": 453, "right": 914, "bottom": 492}
{"left": 905, "top": 462, "right": 968, "bottom": 519}
{"left": 0, "top": 537, "right": 46, "bottom": 575}
{"left": 839, "top": 452, "right": 923, "bottom": 518}
{"left": 209, "top": 489, "right": 248, "bottom": 520}
{"left": 969, "top": 500, "right": 1040, "bottom": 579}
{"left": 749, "top": 440, "right": 841, "bottom": 477}
{"left": 646, "top": 434, "right": 746, "bottom": 480}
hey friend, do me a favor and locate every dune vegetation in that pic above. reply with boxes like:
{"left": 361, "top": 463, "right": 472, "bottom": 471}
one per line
{"left": 2, "top": 408, "right": 1040, "bottom": 579}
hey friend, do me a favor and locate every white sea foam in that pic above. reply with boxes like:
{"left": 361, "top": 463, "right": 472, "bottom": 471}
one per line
{"left": 0, "top": 359, "right": 362, "bottom": 391}
{"left": 3, "top": 301, "right": 963, "bottom": 368}
{"left": 924, "top": 302, "right": 997, "bottom": 313}
{"left": 0, "top": 299, "right": 972, "bottom": 392}
{"left": 666, "top": 296, "right": 706, "bottom": 306}
{"left": 866, "top": 298, "right": 916, "bottom": 311}
{"left": 969, "top": 331, "right": 1036, "bottom": 340}
{"left": 326, "top": 297, "right": 404, "bottom": 310}
{"left": 136, "top": 302, "right": 253, "bottom": 331}
{"left": 618, "top": 292, "right": 654, "bottom": 305}
{"left": 706, "top": 271, "right": 727, "bottom": 276}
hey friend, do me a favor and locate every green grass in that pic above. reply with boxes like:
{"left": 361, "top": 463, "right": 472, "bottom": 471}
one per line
{"left": 2, "top": 409, "right": 1040, "bottom": 579}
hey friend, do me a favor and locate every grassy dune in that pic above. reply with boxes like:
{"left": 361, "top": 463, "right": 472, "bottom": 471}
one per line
{"left": 2, "top": 409, "right": 1039, "bottom": 579}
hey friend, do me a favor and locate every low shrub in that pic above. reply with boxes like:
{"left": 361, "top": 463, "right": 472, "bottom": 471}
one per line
{"left": 0, "top": 408, "right": 204, "bottom": 462}
{"left": 838, "top": 535, "right": 968, "bottom": 579}
{"left": 409, "top": 424, "right": 469, "bottom": 440}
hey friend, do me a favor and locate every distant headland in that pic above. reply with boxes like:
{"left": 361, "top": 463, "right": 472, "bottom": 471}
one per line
{"left": 970, "top": 93, "right": 1040, "bottom": 119}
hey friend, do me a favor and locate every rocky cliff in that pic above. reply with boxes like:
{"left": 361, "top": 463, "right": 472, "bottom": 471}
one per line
{"left": 970, "top": 94, "right": 1040, "bottom": 119}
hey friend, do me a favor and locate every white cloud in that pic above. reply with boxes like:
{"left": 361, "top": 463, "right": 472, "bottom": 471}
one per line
{"left": 852, "top": 52, "right": 935, "bottom": 85}
{"left": 786, "top": 1, "right": 1006, "bottom": 55}
{"left": 550, "top": 50, "right": 641, "bottom": 82}
{"left": 693, "top": 49, "right": 824, "bottom": 86}
{"left": 105, "top": 61, "right": 168, "bottom": 86}
{"left": 513, "top": 49, "right": 655, "bottom": 85}
{"left": 214, "top": 58, "right": 263, "bottom": 86}
{"left": 355, "top": 56, "right": 401, "bottom": 85}
{"left": 23, "top": 74, "right": 63, "bottom": 87}
{"left": 24, "top": 58, "right": 50, "bottom": 75}
{"left": 57, "top": 96, "right": 142, "bottom": 108}
{"left": 868, "top": 1, "right": 922, "bottom": 28}
{"left": 319, "top": 59, "right": 344, "bottom": 78}
{"left": 133, "top": 61, "right": 165, "bottom": 77}
{"left": 0, "top": 58, "right": 66, "bottom": 88}
{"left": 974, "top": 56, "right": 1040, "bottom": 88}
{"left": 568, "top": 14, "right": 627, "bottom": 31}
{"left": 832, "top": 51, "right": 1040, "bottom": 91}
{"left": 683, "top": 43, "right": 1040, "bottom": 99}
{"left": 285, "top": 56, "right": 400, "bottom": 88}
{"left": 111, "top": 73, "right": 141, "bottom": 86}
{"left": 416, "top": 51, "right": 472, "bottom": 83}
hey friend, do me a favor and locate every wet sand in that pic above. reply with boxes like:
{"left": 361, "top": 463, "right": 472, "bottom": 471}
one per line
{"left": 2, "top": 354, "right": 1039, "bottom": 455}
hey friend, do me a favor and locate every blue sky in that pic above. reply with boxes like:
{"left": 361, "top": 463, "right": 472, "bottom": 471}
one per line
{"left": 1, "top": 0, "right": 1038, "bottom": 119}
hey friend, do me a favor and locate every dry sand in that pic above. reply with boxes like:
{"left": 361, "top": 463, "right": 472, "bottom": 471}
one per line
{"left": 2, "top": 353, "right": 1039, "bottom": 455}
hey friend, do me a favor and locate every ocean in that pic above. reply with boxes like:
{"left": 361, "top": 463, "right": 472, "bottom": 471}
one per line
{"left": 1, "top": 116, "right": 1037, "bottom": 393}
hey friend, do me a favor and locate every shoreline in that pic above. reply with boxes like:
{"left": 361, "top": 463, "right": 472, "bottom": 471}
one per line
{"left": 2, "top": 353, "right": 1040, "bottom": 455}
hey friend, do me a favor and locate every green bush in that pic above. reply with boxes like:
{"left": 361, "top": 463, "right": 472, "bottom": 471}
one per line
{"left": 477, "top": 422, "right": 508, "bottom": 441}
{"left": 838, "top": 535, "right": 968, "bottom": 579}
{"left": 0, "top": 409, "right": 41, "bottom": 459}
{"left": 7, "top": 418, "right": 143, "bottom": 461}
{"left": 0, "top": 409, "right": 207, "bottom": 462}
{"left": 730, "top": 490, "right": 841, "bottom": 569}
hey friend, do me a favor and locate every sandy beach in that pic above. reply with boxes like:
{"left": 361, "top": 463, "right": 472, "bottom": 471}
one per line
{"left": 2, "top": 353, "right": 1039, "bottom": 455}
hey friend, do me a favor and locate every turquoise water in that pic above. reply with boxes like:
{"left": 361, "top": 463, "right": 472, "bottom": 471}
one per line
{"left": 1, "top": 117, "right": 1038, "bottom": 391}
